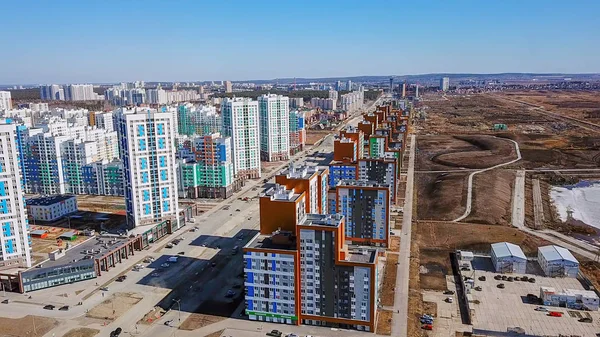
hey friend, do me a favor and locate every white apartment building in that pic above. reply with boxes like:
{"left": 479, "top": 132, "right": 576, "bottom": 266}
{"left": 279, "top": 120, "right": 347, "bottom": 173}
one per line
{"left": 0, "top": 123, "right": 32, "bottom": 268}
{"left": 221, "top": 97, "right": 261, "bottom": 179}
{"left": 117, "top": 109, "right": 180, "bottom": 229}
{"left": 146, "top": 88, "right": 168, "bottom": 104}
{"left": 40, "top": 84, "right": 65, "bottom": 101}
{"left": 440, "top": 77, "right": 450, "bottom": 91}
{"left": 94, "top": 112, "right": 114, "bottom": 132}
{"left": 258, "top": 94, "right": 290, "bottom": 162}
{"left": 310, "top": 97, "right": 337, "bottom": 111}
{"left": 0, "top": 91, "right": 12, "bottom": 110}
{"left": 64, "top": 84, "right": 101, "bottom": 101}
{"left": 339, "top": 89, "right": 364, "bottom": 112}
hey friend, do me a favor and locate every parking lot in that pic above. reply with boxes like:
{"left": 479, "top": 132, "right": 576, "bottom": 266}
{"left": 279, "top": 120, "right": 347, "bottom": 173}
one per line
{"left": 467, "top": 259, "right": 600, "bottom": 336}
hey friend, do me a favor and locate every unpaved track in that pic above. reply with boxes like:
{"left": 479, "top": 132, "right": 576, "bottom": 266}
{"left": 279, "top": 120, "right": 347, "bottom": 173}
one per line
{"left": 453, "top": 137, "right": 521, "bottom": 222}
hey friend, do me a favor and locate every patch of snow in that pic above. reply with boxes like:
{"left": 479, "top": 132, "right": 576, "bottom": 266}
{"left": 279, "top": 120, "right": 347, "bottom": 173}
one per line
{"left": 550, "top": 181, "right": 600, "bottom": 229}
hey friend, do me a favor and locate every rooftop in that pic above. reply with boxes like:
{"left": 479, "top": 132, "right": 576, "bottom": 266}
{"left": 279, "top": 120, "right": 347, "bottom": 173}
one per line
{"left": 346, "top": 247, "right": 377, "bottom": 264}
{"left": 27, "top": 194, "right": 76, "bottom": 206}
{"left": 261, "top": 184, "right": 303, "bottom": 202}
{"left": 538, "top": 245, "right": 579, "bottom": 263}
{"left": 279, "top": 163, "right": 325, "bottom": 179}
{"left": 300, "top": 213, "right": 344, "bottom": 228}
{"left": 337, "top": 179, "right": 389, "bottom": 189}
{"left": 245, "top": 231, "right": 297, "bottom": 251}
{"left": 36, "top": 235, "right": 134, "bottom": 269}
{"left": 491, "top": 242, "right": 527, "bottom": 260}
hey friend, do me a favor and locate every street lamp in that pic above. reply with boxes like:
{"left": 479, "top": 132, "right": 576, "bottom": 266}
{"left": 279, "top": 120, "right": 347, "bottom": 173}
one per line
{"left": 172, "top": 299, "right": 181, "bottom": 322}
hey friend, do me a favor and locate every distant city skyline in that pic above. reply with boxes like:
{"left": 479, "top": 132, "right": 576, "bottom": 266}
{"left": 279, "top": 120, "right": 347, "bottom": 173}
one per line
{"left": 1, "top": 0, "right": 599, "bottom": 84}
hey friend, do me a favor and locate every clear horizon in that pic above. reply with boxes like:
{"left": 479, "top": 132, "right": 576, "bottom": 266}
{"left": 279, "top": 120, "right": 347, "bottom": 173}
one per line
{"left": 1, "top": 0, "right": 599, "bottom": 84}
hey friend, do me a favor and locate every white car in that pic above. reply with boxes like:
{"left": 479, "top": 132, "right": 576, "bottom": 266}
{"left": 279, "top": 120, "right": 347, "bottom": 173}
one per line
{"left": 161, "top": 263, "right": 170, "bottom": 268}
{"left": 535, "top": 306, "right": 549, "bottom": 312}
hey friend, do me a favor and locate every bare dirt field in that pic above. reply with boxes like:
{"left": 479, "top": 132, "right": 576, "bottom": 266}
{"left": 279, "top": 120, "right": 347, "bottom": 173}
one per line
{"left": 416, "top": 221, "right": 550, "bottom": 291}
{"left": 180, "top": 313, "right": 227, "bottom": 331}
{"left": 63, "top": 327, "right": 100, "bottom": 337}
{"left": 86, "top": 292, "right": 143, "bottom": 321}
{"left": 417, "top": 172, "right": 467, "bottom": 221}
{"left": 376, "top": 310, "right": 393, "bottom": 335}
{"left": 381, "top": 253, "right": 398, "bottom": 307}
{"left": 504, "top": 90, "right": 600, "bottom": 125}
{"left": 0, "top": 315, "right": 58, "bottom": 337}
{"left": 306, "top": 130, "right": 328, "bottom": 145}
{"left": 465, "top": 170, "right": 514, "bottom": 226}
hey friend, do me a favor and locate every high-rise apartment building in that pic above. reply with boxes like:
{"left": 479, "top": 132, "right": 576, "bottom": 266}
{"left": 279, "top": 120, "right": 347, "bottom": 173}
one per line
{"left": 297, "top": 214, "right": 378, "bottom": 331}
{"left": 259, "top": 94, "right": 290, "bottom": 162}
{"left": 289, "top": 97, "right": 304, "bottom": 109}
{"left": 0, "top": 91, "right": 12, "bottom": 110}
{"left": 94, "top": 112, "right": 115, "bottom": 132}
{"left": 224, "top": 81, "right": 233, "bottom": 93}
{"left": 328, "top": 90, "right": 338, "bottom": 102}
{"left": 64, "top": 84, "right": 99, "bottom": 101}
{"left": 346, "top": 80, "right": 353, "bottom": 91}
{"left": 61, "top": 138, "right": 99, "bottom": 194}
{"left": 117, "top": 109, "right": 180, "bottom": 229}
{"left": 221, "top": 97, "right": 261, "bottom": 179}
{"left": 0, "top": 124, "right": 32, "bottom": 269}
{"left": 310, "top": 97, "right": 337, "bottom": 111}
{"left": 40, "top": 84, "right": 65, "bottom": 101}
{"left": 258, "top": 184, "right": 307, "bottom": 234}
{"left": 176, "top": 133, "right": 238, "bottom": 199}
{"left": 440, "top": 77, "right": 450, "bottom": 91}
{"left": 81, "top": 160, "right": 124, "bottom": 196}
{"left": 288, "top": 110, "right": 305, "bottom": 155}
{"left": 275, "top": 164, "right": 329, "bottom": 215}
{"left": 335, "top": 180, "right": 390, "bottom": 247}
{"left": 177, "top": 104, "right": 221, "bottom": 136}
{"left": 244, "top": 213, "right": 379, "bottom": 331}
{"left": 358, "top": 158, "right": 397, "bottom": 202}
{"left": 23, "top": 133, "right": 69, "bottom": 194}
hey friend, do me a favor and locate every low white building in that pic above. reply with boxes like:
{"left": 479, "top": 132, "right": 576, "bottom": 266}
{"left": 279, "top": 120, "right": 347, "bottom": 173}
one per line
{"left": 490, "top": 242, "right": 527, "bottom": 274}
{"left": 26, "top": 195, "right": 78, "bottom": 222}
{"left": 540, "top": 286, "right": 599, "bottom": 311}
{"left": 538, "top": 245, "right": 579, "bottom": 278}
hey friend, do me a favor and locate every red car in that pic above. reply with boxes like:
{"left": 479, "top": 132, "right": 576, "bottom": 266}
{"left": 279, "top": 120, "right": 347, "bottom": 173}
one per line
{"left": 422, "top": 324, "right": 433, "bottom": 330}
{"left": 549, "top": 311, "right": 563, "bottom": 317}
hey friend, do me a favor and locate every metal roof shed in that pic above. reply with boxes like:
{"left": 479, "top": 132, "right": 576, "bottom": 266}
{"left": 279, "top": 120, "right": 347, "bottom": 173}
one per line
{"left": 538, "top": 245, "right": 579, "bottom": 278}
{"left": 491, "top": 242, "right": 527, "bottom": 274}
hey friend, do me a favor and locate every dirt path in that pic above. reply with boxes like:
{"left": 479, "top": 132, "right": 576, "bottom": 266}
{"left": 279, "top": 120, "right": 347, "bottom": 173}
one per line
{"left": 453, "top": 137, "right": 522, "bottom": 222}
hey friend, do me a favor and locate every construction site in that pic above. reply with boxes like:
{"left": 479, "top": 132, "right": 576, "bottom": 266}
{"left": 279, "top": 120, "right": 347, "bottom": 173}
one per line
{"left": 409, "top": 91, "right": 600, "bottom": 337}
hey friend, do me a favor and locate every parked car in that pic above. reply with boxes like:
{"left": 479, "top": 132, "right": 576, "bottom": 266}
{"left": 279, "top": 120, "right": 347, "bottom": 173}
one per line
{"left": 579, "top": 317, "right": 593, "bottom": 323}
{"left": 166, "top": 243, "right": 174, "bottom": 248}
{"left": 225, "top": 289, "right": 235, "bottom": 298}
{"left": 534, "top": 306, "right": 548, "bottom": 312}
{"left": 549, "top": 311, "right": 563, "bottom": 317}
{"left": 478, "top": 276, "right": 486, "bottom": 281}
{"left": 285, "top": 334, "right": 298, "bottom": 337}
{"left": 420, "top": 317, "right": 433, "bottom": 324}
{"left": 43, "top": 304, "right": 55, "bottom": 310}
{"left": 164, "top": 319, "right": 173, "bottom": 326}
{"left": 100, "top": 286, "right": 109, "bottom": 291}
{"left": 211, "top": 262, "right": 217, "bottom": 267}
{"left": 494, "top": 275, "right": 502, "bottom": 280}
{"left": 116, "top": 275, "right": 127, "bottom": 282}
{"left": 445, "top": 297, "right": 453, "bottom": 303}
{"left": 1, "top": 299, "right": 9, "bottom": 304}
{"left": 266, "top": 330, "right": 282, "bottom": 337}
{"left": 178, "top": 251, "right": 185, "bottom": 255}
{"left": 161, "top": 263, "right": 170, "bottom": 268}
{"left": 474, "top": 286, "right": 482, "bottom": 291}
{"left": 443, "top": 290, "right": 455, "bottom": 295}
{"left": 528, "top": 278, "right": 536, "bottom": 283}
{"left": 422, "top": 324, "right": 433, "bottom": 330}
{"left": 497, "top": 283, "right": 505, "bottom": 289}
{"left": 110, "top": 327, "right": 122, "bottom": 337}
{"left": 59, "top": 305, "right": 69, "bottom": 311}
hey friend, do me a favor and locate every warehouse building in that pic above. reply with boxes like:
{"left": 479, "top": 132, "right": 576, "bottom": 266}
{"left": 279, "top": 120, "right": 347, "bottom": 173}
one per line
{"left": 490, "top": 242, "right": 527, "bottom": 274}
{"left": 538, "top": 245, "right": 579, "bottom": 278}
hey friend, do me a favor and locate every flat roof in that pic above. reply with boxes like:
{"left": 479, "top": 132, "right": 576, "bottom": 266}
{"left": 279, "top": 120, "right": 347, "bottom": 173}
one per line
{"left": 261, "top": 184, "right": 303, "bottom": 202}
{"left": 538, "top": 245, "right": 579, "bottom": 264}
{"left": 346, "top": 248, "right": 377, "bottom": 264}
{"left": 59, "top": 231, "right": 77, "bottom": 238}
{"left": 30, "top": 230, "right": 48, "bottom": 235}
{"left": 34, "top": 235, "right": 133, "bottom": 269}
{"left": 27, "top": 195, "right": 76, "bottom": 206}
{"left": 246, "top": 231, "right": 296, "bottom": 251}
{"left": 491, "top": 242, "right": 527, "bottom": 260}
{"left": 300, "top": 213, "right": 344, "bottom": 228}
{"left": 337, "top": 179, "right": 389, "bottom": 189}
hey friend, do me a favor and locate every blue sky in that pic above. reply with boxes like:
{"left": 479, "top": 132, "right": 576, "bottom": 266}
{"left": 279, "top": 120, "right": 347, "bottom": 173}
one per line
{"left": 1, "top": 0, "right": 599, "bottom": 84}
